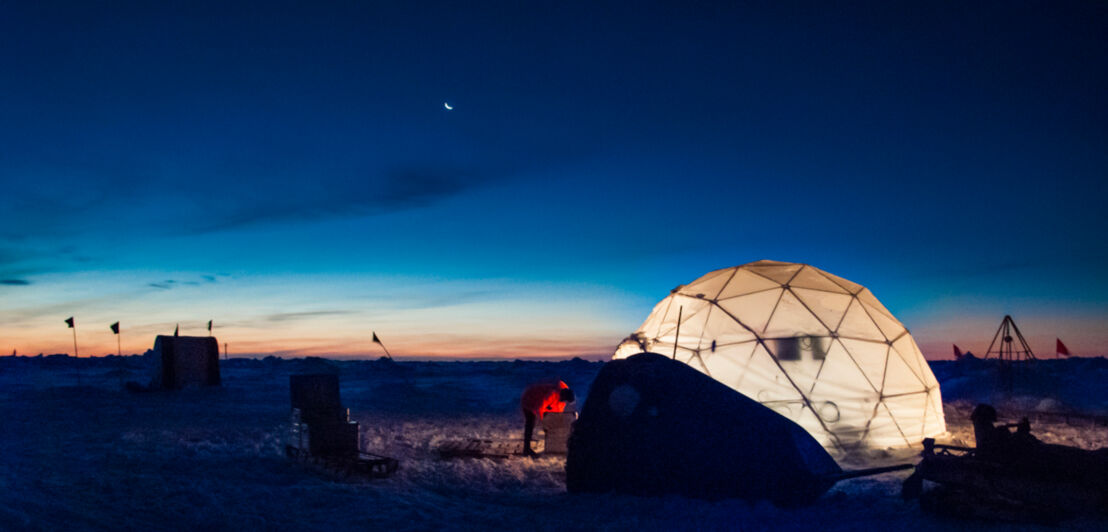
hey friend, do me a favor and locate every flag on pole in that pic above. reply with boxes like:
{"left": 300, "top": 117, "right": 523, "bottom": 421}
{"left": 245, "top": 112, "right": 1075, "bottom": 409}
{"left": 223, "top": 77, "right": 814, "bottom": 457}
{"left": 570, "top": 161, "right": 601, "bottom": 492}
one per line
{"left": 174, "top": 324, "right": 179, "bottom": 336}
{"left": 207, "top": 320, "right": 213, "bottom": 333}
{"left": 952, "top": 344, "right": 964, "bottom": 361}
{"left": 371, "top": 331, "right": 393, "bottom": 360}
{"left": 65, "top": 316, "right": 79, "bottom": 362}
{"left": 110, "top": 322, "right": 120, "bottom": 334}
{"left": 1057, "top": 338, "right": 1071, "bottom": 357}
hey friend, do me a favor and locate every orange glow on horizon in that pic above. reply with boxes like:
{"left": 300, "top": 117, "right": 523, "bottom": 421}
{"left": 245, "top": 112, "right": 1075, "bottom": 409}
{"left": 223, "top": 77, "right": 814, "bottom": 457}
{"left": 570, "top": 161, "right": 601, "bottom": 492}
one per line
{"left": 3, "top": 325, "right": 622, "bottom": 361}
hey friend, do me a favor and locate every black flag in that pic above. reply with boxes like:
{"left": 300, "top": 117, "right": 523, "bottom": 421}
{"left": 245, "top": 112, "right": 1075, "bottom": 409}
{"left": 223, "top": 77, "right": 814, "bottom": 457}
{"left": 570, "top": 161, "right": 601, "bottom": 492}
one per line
{"left": 174, "top": 324, "right": 179, "bottom": 336}
{"left": 65, "top": 317, "right": 75, "bottom": 328}
{"left": 371, "top": 331, "right": 393, "bottom": 360}
{"left": 207, "top": 320, "right": 213, "bottom": 332}
{"left": 110, "top": 322, "right": 120, "bottom": 334}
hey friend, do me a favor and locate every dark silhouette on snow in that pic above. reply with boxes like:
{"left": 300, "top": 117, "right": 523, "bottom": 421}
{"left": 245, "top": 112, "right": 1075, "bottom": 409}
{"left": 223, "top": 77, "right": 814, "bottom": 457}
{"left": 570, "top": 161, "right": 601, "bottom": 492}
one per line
{"left": 907, "top": 403, "right": 1108, "bottom": 522}
{"left": 970, "top": 403, "right": 1108, "bottom": 484}
{"left": 290, "top": 373, "right": 358, "bottom": 456}
{"left": 970, "top": 404, "right": 1038, "bottom": 462}
{"left": 566, "top": 353, "right": 842, "bottom": 505}
{"left": 286, "top": 372, "right": 399, "bottom": 477}
{"left": 141, "top": 335, "right": 221, "bottom": 390}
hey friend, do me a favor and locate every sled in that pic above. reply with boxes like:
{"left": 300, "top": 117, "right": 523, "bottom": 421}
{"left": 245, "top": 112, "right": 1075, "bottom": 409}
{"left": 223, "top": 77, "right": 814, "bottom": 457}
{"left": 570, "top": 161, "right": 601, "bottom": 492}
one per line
{"left": 285, "top": 408, "right": 399, "bottom": 479}
{"left": 437, "top": 438, "right": 543, "bottom": 459}
{"left": 902, "top": 438, "right": 1108, "bottom": 524}
{"left": 285, "top": 443, "right": 399, "bottom": 479}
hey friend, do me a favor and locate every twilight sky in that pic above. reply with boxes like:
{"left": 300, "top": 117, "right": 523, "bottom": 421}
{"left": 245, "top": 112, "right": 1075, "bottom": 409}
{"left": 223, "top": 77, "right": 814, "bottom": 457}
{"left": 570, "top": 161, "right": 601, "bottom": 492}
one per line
{"left": 1, "top": 2, "right": 1105, "bottom": 359}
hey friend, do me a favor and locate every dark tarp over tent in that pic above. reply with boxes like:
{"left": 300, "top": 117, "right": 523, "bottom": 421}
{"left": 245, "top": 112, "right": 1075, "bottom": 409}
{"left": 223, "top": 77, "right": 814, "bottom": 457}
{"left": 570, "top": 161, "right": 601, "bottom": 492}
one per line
{"left": 566, "top": 353, "right": 842, "bottom": 506}
{"left": 150, "top": 335, "right": 220, "bottom": 390}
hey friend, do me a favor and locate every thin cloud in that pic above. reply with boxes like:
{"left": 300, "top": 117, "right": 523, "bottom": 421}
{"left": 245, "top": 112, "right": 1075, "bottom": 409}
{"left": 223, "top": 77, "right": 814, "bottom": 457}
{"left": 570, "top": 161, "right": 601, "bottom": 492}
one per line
{"left": 911, "top": 250, "right": 1108, "bottom": 282}
{"left": 380, "top": 289, "right": 503, "bottom": 311}
{"left": 146, "top": 275, "right": 221, "bottom": 290}
{"left": 1, "top": 151, "right": 515, "bottom": 241}
{"left": 0, "top": 240, "right": 100, "bottom": 279}
{"left": 188, "top": 164, "right": 507, "bottom": 234}
{"left": 264, "top": 310, "right": 359, "bottom": 322}
{"left": 0, "top": 279, "right": 30, "bottom": 286}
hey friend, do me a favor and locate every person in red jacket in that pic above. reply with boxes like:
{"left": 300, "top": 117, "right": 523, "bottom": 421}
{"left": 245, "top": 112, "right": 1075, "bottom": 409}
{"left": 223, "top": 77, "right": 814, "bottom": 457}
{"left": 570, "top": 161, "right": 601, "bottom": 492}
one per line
{"left": 520, "top": 380, "right": 575, "bottom": 457}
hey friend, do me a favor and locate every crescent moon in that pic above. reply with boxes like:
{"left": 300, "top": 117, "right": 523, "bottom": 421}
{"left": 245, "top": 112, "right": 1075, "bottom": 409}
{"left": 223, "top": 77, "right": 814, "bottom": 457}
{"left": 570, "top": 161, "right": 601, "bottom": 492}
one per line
{"left": 444, "top": 102, "right": 453, "bottom": 110}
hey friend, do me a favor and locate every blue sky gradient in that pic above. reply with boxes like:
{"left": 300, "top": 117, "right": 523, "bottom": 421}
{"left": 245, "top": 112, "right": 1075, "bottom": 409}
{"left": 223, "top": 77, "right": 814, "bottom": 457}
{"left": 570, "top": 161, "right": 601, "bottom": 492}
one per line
{"left": 1, "top": 2, "right": 1105, "bottom": 358}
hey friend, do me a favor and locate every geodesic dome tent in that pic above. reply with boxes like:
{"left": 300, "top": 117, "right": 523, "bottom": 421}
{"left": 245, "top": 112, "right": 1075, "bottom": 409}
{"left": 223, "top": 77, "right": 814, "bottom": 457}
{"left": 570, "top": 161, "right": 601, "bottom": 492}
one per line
{"left": 613, "top": 260, "right": 945, "bottom": 450}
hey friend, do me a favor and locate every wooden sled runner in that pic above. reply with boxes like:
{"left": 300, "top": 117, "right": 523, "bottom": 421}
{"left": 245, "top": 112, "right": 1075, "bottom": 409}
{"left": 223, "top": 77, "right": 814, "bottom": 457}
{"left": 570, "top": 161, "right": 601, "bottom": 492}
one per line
{"left": 437, "top": 439, "right": 543, "bottom": 459}
{"left": 285, "top": 442, "right": 399, "bottom": 479}
{"left": 438, "top": 413, "right": 574, "bottom": 459}
{"left": 285, "top": 412, "right": 399, "bottom": 479}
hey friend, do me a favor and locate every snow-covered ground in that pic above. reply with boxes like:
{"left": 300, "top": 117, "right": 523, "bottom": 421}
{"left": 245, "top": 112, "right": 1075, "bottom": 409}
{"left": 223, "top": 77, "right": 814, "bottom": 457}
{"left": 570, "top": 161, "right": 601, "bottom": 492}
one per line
{"left": 2, "top": 355, "right": 1106, "bottom": 531}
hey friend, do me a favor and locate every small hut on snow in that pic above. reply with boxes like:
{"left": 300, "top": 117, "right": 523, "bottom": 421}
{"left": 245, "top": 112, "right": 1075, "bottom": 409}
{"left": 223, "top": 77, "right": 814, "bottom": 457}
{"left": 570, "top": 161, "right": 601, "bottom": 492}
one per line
{"left": 149, "top": 335, "right": 221, "bottom": 389}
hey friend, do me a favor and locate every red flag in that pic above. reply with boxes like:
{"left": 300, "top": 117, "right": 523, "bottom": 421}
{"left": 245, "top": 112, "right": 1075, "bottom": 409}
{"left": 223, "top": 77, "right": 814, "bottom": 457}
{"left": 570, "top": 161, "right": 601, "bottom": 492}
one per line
{"left": 952, "top": 344, "right": 964, "bottom": 361}
{"left": 1056, "top": 338, "right": 1071, "bottom": 357}
{"left": 110, "top": 322, "right": 120, "bottom": 334}
{"left": 65, "top": 317, "right": 75, "bottom": 328}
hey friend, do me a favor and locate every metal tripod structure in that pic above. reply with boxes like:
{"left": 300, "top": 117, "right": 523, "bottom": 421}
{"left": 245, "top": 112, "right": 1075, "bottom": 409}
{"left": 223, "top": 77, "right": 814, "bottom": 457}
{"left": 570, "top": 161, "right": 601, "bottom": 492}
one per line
{"left": 983, "top": 315, "right": 1035, "bottom": 393}
{"left": 983, "top": 315, "right": 1036, "bottom": 364}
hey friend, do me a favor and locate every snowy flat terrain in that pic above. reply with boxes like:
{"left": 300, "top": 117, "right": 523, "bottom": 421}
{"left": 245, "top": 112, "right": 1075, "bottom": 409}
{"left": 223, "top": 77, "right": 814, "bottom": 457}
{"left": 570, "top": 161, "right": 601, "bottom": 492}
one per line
{"left": 2, "top": 356, "right": 1106, "bottom": 531}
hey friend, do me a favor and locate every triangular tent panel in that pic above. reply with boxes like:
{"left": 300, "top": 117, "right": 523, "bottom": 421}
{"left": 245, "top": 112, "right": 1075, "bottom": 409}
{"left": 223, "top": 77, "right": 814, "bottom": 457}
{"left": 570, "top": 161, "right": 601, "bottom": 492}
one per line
{"left": 717, "top": 288, "right": 782, "bottom": 335}
{"left": 864, "top": 302, "right": 907, "bottom": 343}
{"left": 882, "top": 393, "right": 937, "bottom": 444}
{"left": 837, "top": 339, "right": 890, "bottom": 392}
{"left": 700, "top": 341, "right": 758, "bottom": 382}
{"left": 860, "top": 402, "right": 906, "bottom": 446}
{"left": 683, "top": 268, "right": 735, "bottom": 300}
{"left": 717, "top": 268, "right": 781, "bottom": 298}
{"left": 790, "top": 266, "right": 851, "bottom": 294}
{"left": 672, "top": 304, "right": 713, "bottom": 346}
{"left": 819, "top": 338, "right": 882, "bottom": 396}
{"left": 817, "top": 268, "right": 864, "bottom": 295}
{"left": 698, "top": 305, "right": 758, "bottom": 346}
{"left": 746, "top": 261, "right": 803, "bottom": 284}
{"left": 790, "top": 287, "right": 853, "bottom": 333}
{"left": 892, "top": 335, "right": 937, "bottom": 388}
{"left": 741, "top": 343, "right": 808, "bottom": 404}
{"left": 856, "top": 288, "right": 896, "bottom": 320}
{"left": 882, "top": 347, "right": 926, "bottom": 396}
{"left": 634, "top": 298, "right": 671, "bottom": 339}
{"left": 763, "top": 289, "right": 832, "bottom": 338}
{"left": 613, "top": 260, "right": 946, "bottom": 450}
{"left": 837, "top": 298, "right": 886, "bottom": 341}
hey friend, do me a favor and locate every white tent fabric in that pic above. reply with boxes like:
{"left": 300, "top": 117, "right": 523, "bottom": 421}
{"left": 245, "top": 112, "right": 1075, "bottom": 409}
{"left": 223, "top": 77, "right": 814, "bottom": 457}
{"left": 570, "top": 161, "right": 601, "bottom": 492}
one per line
{"left": 613, "top": 260, "right": 945, "bottom": 450}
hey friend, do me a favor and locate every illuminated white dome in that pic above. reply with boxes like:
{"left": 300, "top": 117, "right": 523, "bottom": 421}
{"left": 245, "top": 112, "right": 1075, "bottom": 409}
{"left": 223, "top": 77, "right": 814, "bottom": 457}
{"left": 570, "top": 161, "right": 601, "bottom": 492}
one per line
{"left": 614, "top": 260, "right": 945, "bottom": 450}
